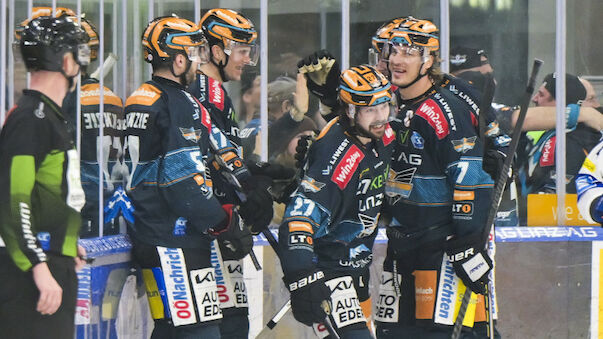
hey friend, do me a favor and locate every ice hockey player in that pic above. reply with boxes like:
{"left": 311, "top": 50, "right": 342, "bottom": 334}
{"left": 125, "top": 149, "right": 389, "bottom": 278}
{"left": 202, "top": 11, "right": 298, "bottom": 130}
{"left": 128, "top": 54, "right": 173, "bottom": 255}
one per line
{"left": 279, "top": 64, "right": 395, "bottom": 338}
{"left": 189, "top": 9, "right": 281, "bottom": 338}
{"left": 372, "top": 17, "right": 497, "bottom": 338}
{"left": 0, "top": 15, "right": 89, "bottom": 339}
{"left": 576, "top": 138, "right": 603, "bottom": 225}
{"left": 60, "top": 13, "right": 126, "bottom": 238}
{"left": 124, "top": 16, "right": 252, "bottom": 338}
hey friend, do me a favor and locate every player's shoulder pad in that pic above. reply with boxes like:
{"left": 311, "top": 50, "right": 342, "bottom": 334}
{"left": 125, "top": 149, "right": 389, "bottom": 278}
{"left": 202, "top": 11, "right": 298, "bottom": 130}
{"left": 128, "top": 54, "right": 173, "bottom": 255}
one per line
{"left": 414, "top": 90, "right": 457, "bottom": 140}
{"left": 312, "top": 123, "right": 365, "bottom": 190}
{"left": 316, "top": 116, "right": 339, "bottom": 141}
{"left": 81, "top": 83, "right": 123, "bottom": 107}
{"left": 125, "top": 83, "right": 162, "bottom": 108}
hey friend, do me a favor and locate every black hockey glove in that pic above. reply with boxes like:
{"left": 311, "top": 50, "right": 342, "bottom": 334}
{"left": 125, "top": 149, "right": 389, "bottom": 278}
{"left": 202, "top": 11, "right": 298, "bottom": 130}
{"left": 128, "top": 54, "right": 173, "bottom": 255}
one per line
{"left": 284, "top": 269, "right": 332, "bottom": 326}
{"left": 239, "top": 175, "right": 274, "bottom": 235}
{"left": 210, "top": 205, "right": 253, "bottom": 260}
{"left": 446, "top": 233, "right": 493, "bottom": 295}
{"left": 294, "top": 134, "right": 315, "bottom": 169}
{"left": 213, "top": 147, "right": 251, "bottom": 188}
{"left": 246, "top": 161, "right": 296, "bottom": 181}
{"left": 297, "top": 50, "right": 340, "bottom": 110}
{"left": 482, "top": 136, "right": 508, "bottom": 182}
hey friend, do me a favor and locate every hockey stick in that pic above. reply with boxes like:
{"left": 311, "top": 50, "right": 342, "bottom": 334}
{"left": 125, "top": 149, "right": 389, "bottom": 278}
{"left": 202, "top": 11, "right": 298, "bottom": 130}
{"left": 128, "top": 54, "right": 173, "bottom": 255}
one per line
{"left": 478, "top": 72, "right": 495, "bottom": 146}
{"left": 451, "top": 58, "right": 542, "bottom": 339}
{"left": 211, "top": 155, "right": 263, "bottom": 272}
{"left": 90, "top": 53, "right": 117, "bottom": 81}
{"left": 259, "top": 229, "right": 340, "bottom": 339}
{"left": 476, "top": 71, "right": 496, "bottom": 339}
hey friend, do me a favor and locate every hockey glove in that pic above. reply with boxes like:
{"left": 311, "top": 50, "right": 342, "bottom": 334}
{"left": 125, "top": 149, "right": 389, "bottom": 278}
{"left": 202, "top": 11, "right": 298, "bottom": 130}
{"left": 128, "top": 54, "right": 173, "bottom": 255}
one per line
{"left": 446, "top": 233, "right": 493, "bottom": 295}
{"left": 210, "top": 205, "right": 253, "bottom": 260}
{"left": 284, "top": 269, "right": 332, "bottom": 326}
{"left": 482, "top": 133, "right": 510, "bottom": 182}
{"left": 246, "top": 161, "right": 298, "bottom": 204}
{"left": 591, "top": 195, "right": 603, "bottom": 225}
{"left": 294, "top": 134, "right": 315, "bottom": 169}
{"left": 239, "top": 175, "right": 274, "bottom": 234}
{"left": 482, "top": 148, "right": 507, "bottom": 182}
{"left": 214, "top": 147, "right": 251, "bottom": 188}
{"left": 246, "top": 161, "right": 296, "bottom": 181}
{"left": 297, "top": 50, "right": 340, "bottom": 111}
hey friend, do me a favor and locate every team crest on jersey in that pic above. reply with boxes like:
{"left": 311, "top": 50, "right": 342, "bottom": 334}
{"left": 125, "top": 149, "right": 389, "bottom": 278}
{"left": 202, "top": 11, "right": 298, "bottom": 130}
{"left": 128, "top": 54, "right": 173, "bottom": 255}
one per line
{"left": 382, "top": 123, "right": 395, "bottom": 146}
{"left": 539, "top": 136, "right": 556, "bottom": 167}
{"left": 332, "top": 145, "right": 365, "bottom": 190}
{"left": 385, "top": 167, "right": 416, "bottom": 204}
{"left": 179, "top": 127, "right": 202, "bottom": 142}
{"left": 411, "top": 131, "right": 424, "bottom": 149}
{"left": 209, "top": 78, "right": 225, "bottom": 111}
{"left": 451, "top": 136, "right": 476, "bottom": 153}
{"left": 301, "top": 176, "right": 326, "bottom": 193}
{"left": 416, "top": 99, "right": 449, "bottom": 139}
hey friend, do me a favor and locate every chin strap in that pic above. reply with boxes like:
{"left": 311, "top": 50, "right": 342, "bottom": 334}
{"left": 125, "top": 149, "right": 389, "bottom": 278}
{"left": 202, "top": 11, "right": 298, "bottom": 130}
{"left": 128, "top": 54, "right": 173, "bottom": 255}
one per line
{"left": 211, "top": 53, "right": 230, "bottom": 83}
{"left": 398, "top": 64, "right": 428, "bottom": 89}
{"left": 60, "top": 68, "right": 77, "bottom": 90}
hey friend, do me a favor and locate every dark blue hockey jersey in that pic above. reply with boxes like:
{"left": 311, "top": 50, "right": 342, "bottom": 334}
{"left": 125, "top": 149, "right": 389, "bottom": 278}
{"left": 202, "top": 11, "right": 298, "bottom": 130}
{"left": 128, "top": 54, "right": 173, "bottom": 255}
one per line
{"left": 188, "top": 73, "right": 242, "bottom": 205}
{"left": 125, "top": 76, "right": 235, "bottom": 248}
{"left": 279, "top": 118, "right": 395, "bottom": 274}
{"left": 385, "top": 85, "right": 494, "bottom": 250}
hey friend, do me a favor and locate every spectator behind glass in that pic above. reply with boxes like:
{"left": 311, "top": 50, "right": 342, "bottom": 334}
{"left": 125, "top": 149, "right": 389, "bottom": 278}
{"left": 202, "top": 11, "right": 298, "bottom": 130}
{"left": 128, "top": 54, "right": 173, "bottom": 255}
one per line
{"left": 579, "top": 77, "right": 601, "bottom": 110}
{"left": 270, "top": 116, "right": 317, "bottom": 225}
{"left": 239, "top": 70, "right": 260, "bottom": 126}
{"left": 241, "top": 76, "right": 306, "bottom": 160}
{"left": 271, "top": 117, "right": 317, "bottom": 167}
{"left": 450, "top": 46, "right": 493, "bottom": 76}
{"left": 517, "top": 73, "right": 599, "bottom": 199}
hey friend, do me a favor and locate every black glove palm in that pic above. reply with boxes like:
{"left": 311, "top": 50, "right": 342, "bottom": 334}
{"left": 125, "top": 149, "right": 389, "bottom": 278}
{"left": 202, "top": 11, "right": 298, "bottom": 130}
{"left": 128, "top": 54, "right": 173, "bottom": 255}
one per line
{"left": 482, "top": 136, "right": 508, "bottom": 182}
{"left": 284, "top": 269, "right": 332, "bottom": 326}
{"left": 446, "top": 233, "right": 493, "bottom": 295}
{"left": 239, "top": 174, "right": 274, "bottom": 234}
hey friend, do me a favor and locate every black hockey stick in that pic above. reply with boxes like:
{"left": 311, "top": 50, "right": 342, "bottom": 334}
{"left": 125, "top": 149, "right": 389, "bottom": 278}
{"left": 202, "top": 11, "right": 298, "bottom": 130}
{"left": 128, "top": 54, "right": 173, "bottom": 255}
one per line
{"left": 478, "top": 72, "right": 495, "bottom": 146}
{"left": 259, "top": 229, "right": 340, "bottom": 339}
{"left": 451, "top": 59, "right": 543, "bottom": 339}
{"left": 476, "top": 70, "right": 496, "bottom": 339}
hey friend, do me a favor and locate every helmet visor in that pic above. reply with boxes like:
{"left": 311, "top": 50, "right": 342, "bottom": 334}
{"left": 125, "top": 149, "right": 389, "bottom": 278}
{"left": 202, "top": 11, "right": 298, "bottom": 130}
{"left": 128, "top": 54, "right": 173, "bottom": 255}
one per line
{"left": 348, "top": 101, "right": 396, "bottom": 124}
{"left": 77, "top": 43, "right": 91, "bottom": 66}
{"left": 224, "top": 41, "right": 259, "bottom": 66}
{"left": 368, "top": 48, "right": 379, "bottom": 67}
{"left": 186, "top": 44, "right": 210, "bottom": 64}
{"left": 381, "top": 42, "right": 426, "bottom": 62}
